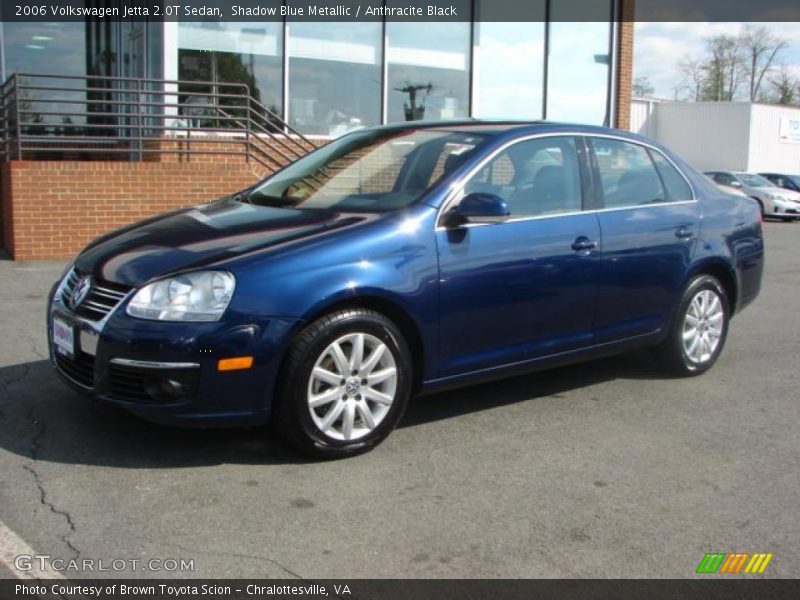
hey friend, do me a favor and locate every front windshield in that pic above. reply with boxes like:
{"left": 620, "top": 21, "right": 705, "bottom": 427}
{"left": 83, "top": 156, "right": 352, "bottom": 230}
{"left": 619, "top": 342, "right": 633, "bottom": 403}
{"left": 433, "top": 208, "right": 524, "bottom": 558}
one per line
{"left": 738, "top": 173, "right": 774, "bottom": 187}
{"left": 247, "top": 128, "right": 488, "bottom": 212}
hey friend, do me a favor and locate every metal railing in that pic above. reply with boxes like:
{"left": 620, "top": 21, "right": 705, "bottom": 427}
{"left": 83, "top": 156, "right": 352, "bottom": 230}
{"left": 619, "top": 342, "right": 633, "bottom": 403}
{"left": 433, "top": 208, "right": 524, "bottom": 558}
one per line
{"left": 0, "top": 72, "right": 316, "bottom": 170}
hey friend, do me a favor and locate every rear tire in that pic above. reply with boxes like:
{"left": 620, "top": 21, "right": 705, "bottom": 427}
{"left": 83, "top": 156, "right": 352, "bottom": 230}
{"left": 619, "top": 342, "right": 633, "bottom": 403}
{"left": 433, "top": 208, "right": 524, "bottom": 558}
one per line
{"left": 654, "top": 275, "right": 729, "bottom": 377}
{"left": 273, "top": 309, "right": 412, "bottom": 459}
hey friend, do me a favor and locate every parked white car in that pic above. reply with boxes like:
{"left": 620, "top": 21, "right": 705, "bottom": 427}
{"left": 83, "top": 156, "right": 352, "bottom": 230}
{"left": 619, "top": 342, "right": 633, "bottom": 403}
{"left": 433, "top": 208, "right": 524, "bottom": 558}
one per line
{"left": 704, "top": 170, "right": 800, "bottom": 221}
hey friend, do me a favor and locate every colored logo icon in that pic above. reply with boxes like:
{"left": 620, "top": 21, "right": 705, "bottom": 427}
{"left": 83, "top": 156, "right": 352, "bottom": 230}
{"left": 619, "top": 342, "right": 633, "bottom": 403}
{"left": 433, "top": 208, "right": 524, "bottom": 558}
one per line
{"left": 696, "top": 552, "right": 773, "bottom": 574}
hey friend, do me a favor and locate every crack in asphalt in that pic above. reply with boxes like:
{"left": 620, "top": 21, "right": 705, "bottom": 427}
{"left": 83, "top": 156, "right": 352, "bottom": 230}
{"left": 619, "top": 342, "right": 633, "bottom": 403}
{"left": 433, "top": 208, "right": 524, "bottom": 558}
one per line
{"left": 0, "top": 363, "right": 34, "bottom": 420}
{"left": 0, "top": 363, "right": 31, "bottom": 394}
{"left": 226, "top": 551, "right": 304, "bottom": 579}
{"left": 22, "top": 463, "right": 81, "bottom": 562}
{"left": 22, "top": 407, "right": 82, "bottom": 563}
{"left": 167, "top": 543, "right": 304, "bottom": 579}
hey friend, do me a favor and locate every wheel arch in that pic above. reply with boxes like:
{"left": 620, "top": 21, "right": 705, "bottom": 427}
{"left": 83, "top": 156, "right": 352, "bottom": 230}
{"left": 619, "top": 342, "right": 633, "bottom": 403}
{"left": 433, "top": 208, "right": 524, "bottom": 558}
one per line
{"left": 276, "top": 293, "right": 427, "bottom": 399}
{"left": 687, "top": 259, "right": 738, "bottom": 314}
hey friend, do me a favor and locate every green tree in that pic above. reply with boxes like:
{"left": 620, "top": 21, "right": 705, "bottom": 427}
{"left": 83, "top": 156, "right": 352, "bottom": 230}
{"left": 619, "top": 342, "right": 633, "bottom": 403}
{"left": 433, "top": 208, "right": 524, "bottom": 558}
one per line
{"left": 701, "top": 35, "right": 742, "bottom": 101}
{"left": 768, "top": 67, "right": 798, "bottom": 106}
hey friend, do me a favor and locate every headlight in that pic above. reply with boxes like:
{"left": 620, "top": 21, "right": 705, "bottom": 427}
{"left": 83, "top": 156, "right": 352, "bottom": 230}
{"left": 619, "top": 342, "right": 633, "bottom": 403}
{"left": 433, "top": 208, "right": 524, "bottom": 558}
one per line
{"left": 127, "top": 271, "right": 235, "bottom": 322}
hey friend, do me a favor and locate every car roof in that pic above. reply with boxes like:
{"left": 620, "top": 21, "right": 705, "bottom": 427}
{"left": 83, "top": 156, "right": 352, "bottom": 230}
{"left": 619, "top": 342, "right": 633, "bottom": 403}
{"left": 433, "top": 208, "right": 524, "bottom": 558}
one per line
{"left": 362, "top": 119, "right": 642, "bottom": 140}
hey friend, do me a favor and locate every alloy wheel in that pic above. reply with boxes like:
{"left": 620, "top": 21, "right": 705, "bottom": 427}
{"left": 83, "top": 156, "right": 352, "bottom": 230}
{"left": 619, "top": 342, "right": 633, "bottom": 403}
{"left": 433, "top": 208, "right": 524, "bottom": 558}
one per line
{"left": 307, "top": 332, "right": 398, "bottom": 441}
{"left": 682, "top": 289, "right": 724, "bottom": 364}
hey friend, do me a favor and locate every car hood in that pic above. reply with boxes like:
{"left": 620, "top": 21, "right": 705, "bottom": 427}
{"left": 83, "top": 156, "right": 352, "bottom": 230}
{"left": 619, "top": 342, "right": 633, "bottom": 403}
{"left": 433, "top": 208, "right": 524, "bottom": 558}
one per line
{"left": 777, "top": 189, "right": 800, "bottom": 200}
{"left": 74, "top": 198, "right": 369, "bottom": 286}
{"left": 748, "top": 185, "right": 800, "bottom": 199}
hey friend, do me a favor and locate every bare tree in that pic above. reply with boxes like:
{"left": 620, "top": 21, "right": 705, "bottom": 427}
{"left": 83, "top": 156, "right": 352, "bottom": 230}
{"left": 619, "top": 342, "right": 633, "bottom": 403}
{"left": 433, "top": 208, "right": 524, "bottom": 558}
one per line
{"left": 678, "top": 56, "right": 706, "bottom": 101}
{"left": 740, "top": 25, "right": 789, "bottom": 102}
{"left": 632, "top": 76, "right": 655, "bottom": 97}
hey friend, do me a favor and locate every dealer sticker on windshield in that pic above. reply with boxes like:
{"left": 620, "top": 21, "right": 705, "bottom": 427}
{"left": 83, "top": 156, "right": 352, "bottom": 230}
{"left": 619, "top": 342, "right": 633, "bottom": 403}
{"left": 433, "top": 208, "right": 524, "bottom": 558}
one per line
{"left": 52, "top": 316, "right": 74, "bottom": 357}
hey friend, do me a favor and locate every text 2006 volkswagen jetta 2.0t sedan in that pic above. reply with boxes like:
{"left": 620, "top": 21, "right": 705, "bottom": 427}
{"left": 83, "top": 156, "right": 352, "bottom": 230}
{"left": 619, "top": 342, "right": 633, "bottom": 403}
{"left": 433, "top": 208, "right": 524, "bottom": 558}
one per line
{"left": 48, "top": 122, "right": 764, "bottom": 458}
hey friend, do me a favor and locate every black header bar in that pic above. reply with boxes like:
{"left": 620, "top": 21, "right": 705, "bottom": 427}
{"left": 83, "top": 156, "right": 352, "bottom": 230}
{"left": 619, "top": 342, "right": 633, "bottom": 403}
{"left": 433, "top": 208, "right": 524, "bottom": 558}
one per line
{"left": 3, "top": 579, "right": 800, "bottom": 600}
{"left": 1, "top": 0, "right": 800, "bottom": 22}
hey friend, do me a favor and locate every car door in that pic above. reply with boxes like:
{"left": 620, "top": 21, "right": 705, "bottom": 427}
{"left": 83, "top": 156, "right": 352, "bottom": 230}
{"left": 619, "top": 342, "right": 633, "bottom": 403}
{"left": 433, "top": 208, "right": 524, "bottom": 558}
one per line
{"left": 588, "top": 136, "right": 699, "bottom": 343}
{"left": 435, "top": 135, "right": 601, "bottom": 377}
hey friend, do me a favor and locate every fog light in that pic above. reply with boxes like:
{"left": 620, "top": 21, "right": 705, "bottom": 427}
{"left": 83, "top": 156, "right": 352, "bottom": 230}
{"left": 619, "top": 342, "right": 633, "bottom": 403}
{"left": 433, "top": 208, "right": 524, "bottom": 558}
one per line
{"left": 218, "top": 356, "right": 254, "bottom": 371}
{"left": 145, "top": 377, "right": 186, "bottom": 400}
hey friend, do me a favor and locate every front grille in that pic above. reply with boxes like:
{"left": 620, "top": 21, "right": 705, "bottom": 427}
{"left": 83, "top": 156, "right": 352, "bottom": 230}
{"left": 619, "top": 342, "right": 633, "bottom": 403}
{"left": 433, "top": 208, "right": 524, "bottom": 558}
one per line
{"left": 54, "top": 350, "right": 95, "bottom": 388}
{"left": 61, "top": 268, "right": 132, "bottom": 321}
{"left": 108, "top": 363, "right": 200, "bottom": 404}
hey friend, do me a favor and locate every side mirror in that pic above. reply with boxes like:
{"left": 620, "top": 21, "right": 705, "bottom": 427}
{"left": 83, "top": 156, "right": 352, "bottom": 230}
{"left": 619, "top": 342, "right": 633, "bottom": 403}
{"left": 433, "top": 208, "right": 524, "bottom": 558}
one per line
{"left": 730, "top": 180, "right": 743, "bottom": 188}
{"left": 445, "top": 193, "right": 510, "bottom": 227}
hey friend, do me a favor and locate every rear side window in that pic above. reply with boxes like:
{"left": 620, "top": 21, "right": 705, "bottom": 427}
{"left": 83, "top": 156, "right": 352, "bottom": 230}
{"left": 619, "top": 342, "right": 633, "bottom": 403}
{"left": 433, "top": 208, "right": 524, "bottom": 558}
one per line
{"left": 649, "top": 150, "right": 693, "bottom": 200}
{"left": 591, "top": 138, "right": 666, "bottom": 208}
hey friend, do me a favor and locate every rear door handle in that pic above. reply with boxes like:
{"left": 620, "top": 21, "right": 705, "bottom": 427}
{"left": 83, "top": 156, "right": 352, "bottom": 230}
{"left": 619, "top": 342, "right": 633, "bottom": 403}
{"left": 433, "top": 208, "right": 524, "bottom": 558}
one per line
{"left": 675, "top": 227, "right": 694, "bottom": 240}
{"left": 571, "top": 236, "right": 598, "bottom": 252}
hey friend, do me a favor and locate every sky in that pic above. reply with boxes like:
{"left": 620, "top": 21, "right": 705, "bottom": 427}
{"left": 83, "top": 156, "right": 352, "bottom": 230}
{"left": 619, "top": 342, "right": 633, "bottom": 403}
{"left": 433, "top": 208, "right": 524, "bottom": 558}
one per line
{"left": 633, "top": 22, "right": 800, "bottom": 100}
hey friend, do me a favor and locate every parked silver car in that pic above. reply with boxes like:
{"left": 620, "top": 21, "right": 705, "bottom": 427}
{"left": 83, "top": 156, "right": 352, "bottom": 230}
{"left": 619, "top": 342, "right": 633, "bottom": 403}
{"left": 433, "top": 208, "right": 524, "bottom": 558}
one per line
{"left": 704, "top": 170, "right": 800, "bottom": 221}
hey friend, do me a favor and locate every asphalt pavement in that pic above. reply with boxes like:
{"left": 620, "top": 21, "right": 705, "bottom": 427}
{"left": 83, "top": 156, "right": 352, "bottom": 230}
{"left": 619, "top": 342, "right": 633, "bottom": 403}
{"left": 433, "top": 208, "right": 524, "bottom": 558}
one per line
{"left": 0, "top": 221, "right": 798, "bottom": 579}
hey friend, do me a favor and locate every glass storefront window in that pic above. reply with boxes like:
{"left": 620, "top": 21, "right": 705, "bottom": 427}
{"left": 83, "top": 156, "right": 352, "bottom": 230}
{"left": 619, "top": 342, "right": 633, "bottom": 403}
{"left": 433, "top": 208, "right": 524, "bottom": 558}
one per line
{"left": 472, "top": 0, "right": 546, "bottom": 120}
{"left": 287, "top": 22, "right": 382, "bottom": 137}
{"left": 386, "top": 0, "right": 471, "bottom": 124}
{"left": 1, "top": 3, "right": 619, "bottom": 139}
{"left": 545, "top": 0, "right": 613, "bottom": 125}
{"left": 178, "top": 20, "right": 284, "bottom": 127}
{"left": 2, "top": 23, "right": 88, "bottom": 132}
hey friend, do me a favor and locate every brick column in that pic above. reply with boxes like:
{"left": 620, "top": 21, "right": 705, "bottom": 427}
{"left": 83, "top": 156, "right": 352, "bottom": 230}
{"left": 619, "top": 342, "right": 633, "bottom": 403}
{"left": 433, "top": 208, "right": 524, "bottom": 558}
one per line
{"left": 615, "top": 0, "right": 635, "bottom": 130}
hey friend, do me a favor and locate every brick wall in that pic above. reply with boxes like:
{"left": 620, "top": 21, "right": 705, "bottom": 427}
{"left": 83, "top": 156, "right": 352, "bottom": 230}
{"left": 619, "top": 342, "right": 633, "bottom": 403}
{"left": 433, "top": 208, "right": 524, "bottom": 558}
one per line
{"left": 0, "top": 164, "right": 11, "bottom": 254}
{"left": 1, "top": 161, "right": 261, "bottom": 260}
{"left": 0, "top": 134, "right": 328, "bottom": 260}
{"left": 615, "top": 0, "right": 635, "bottom": 130}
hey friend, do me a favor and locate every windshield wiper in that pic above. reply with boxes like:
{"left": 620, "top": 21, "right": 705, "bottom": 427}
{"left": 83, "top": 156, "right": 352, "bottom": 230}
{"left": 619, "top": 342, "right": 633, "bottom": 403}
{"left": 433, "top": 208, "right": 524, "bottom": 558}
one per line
{"left": 248, "top": 193, "right": 302, "bottom": 208}
{"left": 231, "top": 190, "right": 252, "bottom": 204}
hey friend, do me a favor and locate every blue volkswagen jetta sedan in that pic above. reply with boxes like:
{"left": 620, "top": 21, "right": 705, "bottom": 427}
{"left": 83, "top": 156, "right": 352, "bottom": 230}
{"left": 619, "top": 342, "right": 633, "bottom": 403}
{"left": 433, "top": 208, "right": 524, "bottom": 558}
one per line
{"left": 48, "top": 121, "right": 764, "bottom": 457}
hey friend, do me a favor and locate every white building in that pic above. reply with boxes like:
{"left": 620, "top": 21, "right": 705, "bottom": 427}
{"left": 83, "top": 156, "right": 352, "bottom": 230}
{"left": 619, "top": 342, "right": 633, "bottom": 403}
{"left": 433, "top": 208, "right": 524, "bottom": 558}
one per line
{"left": 630, "top": 99, "right": 800, "bottom": 174}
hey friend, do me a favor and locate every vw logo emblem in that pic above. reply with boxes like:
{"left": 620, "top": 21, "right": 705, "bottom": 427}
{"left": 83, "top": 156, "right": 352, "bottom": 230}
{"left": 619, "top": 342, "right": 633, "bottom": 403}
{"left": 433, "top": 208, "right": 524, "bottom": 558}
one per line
{"left": 345, "top": 378, "right": 361, "bottom": 396}
{"left": 70, "top": 276, "right": 91, "bottom": 309}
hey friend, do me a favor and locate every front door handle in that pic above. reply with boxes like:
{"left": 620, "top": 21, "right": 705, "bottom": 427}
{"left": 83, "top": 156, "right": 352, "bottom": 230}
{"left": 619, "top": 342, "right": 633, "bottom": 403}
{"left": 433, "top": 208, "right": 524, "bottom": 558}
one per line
{"left": 571, "top": 236, "right": 598, "bottom": 252}
{"left": 675, "top": 226, "right": 694, "bottom": 240}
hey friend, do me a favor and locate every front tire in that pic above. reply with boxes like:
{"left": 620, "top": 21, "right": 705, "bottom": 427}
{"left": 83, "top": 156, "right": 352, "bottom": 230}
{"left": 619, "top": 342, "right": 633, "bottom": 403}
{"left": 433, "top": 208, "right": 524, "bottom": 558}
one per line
{"left": 654, "top": 275, "right": 729, "bottom": 376}
{"left": 274, "top": 309, "right": 412, "bottom": 458}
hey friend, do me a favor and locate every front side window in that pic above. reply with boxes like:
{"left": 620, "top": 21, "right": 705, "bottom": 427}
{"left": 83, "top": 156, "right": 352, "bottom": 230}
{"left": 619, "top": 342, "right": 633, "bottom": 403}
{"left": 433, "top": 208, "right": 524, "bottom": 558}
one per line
{"left": 248, "top": 129, "right": 487, "bottom": 212}
{"left": 460, "top": 136, "right": 583, "bottom": 217}
{"left": 738, "top": 173, "right": 774, "bottom": 188}
{"left": 591, "top": 138, "right": 666, "bottom": 208}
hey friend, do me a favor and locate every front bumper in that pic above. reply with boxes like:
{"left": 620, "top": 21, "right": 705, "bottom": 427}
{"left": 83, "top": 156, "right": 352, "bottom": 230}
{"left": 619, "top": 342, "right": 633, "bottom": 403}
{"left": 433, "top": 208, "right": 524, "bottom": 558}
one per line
{"left": 771, "top": 203, "right": 800, "bottom": 217}
{"left": 47, "top": 280, "right": 300, "bottom": 427}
